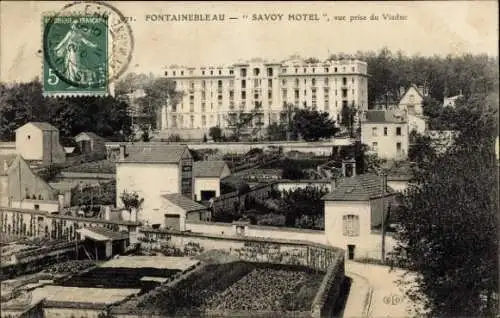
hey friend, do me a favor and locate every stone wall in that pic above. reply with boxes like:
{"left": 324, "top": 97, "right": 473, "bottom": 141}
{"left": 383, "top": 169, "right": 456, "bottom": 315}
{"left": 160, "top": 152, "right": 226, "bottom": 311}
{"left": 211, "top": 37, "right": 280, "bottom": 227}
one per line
{"left": 139, "top": 228, "right": 342, "bottom": 272}
{"left": 138, "top": 228, "right": 345, "bottom": 316}
{"left": 0, "top": 207, "right": 138, "bottom": 243}
{"left": 106, "top": 139, "right": 354, "bottom": 156}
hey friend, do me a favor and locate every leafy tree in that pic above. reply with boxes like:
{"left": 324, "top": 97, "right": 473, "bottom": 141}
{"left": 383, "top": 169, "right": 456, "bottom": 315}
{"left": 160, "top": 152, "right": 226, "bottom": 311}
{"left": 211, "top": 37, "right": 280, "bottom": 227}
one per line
{"left": 280, "top": 102, "right": 297, "bottom": 141}
{"left": 266, "top": 122, "right": 287, "bottom": 141}
{"left": 141, "top": 126, "right": 151, "bottom": 142}
{"left": 392, "top": 96, "right": 498, "bottom": 317}
{"left": 0, "top": 79, "right": 132, "bottom": 141}
{"left": 71, "top": 181, "right": 116, "bottom": 207}
{"left": 208, "top": 126, "right": 222, "bottom": 142}
{"left": 408, "top": 131, "right": 437, "bottom": 167}
{"left": 326, "top": 48, "right": 498, "bottom": 105}
{"left": 281, "top": 159, "right": 306, "bottom": 180}
{"left": 292, "top": 108, "right": 339, "bottom": 141}
{"left": 280, "top": 186, "right": 329, "bottom": 229}
{"left": 136, "top": 77, "right": 181, "bottom": 130}
{"left": 422, "top": 96, "right": 442, "bottom": 118}
{"left": 226, "top": 102, "right": 263, "bottom": 141}
{"left": 120, "top": 191, "right": 144, "bottom": 221}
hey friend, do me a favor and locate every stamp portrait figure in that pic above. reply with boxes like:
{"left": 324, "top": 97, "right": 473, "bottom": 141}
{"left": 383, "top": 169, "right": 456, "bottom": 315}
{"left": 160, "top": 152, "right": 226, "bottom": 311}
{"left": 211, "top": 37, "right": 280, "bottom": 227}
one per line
{"left": 53, "top": 21, "right": 99, "bottom": 84}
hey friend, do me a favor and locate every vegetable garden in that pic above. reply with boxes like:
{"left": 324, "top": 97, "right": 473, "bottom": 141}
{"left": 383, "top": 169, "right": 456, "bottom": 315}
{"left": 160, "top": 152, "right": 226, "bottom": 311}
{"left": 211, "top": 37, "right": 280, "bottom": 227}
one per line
{"left": 134, "top": 261, "right": 325, "bottom": 316}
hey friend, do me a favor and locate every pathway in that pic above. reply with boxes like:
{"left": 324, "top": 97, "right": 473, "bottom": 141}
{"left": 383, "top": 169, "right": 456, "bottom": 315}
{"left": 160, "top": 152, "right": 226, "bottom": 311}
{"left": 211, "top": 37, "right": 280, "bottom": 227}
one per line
{"left": 342, "top": 261, "right": 419, "bottom": 318}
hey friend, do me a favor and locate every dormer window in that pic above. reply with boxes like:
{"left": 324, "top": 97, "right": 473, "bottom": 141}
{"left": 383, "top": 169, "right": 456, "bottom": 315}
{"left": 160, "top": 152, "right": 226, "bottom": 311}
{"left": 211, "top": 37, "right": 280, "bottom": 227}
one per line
{"left": 27, "top": 135, "right": 31, "bottom": 140}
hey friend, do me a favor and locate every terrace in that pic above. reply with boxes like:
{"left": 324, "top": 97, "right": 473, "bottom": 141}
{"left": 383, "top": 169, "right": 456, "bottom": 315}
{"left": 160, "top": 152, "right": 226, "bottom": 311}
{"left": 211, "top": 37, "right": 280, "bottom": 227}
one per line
{"left": 1, "top": 256, "right": 202, "bottom": 316}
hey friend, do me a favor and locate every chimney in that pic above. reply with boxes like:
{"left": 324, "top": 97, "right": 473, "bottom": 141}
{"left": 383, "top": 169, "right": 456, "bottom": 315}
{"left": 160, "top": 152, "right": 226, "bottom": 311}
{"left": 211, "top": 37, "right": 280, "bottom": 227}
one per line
{"left": 58, "top": 194, "right": 65, "bottom": 211}
{"left": 399, "top": 86, "right": 405, "bottom": 98}
{"left": 104, "top": 206, "right": 111, "bottom": 221}
{"left": 417, "top": 85, "right": 424, "bottom": 96}
{"left": 330, "top": 178, "right": 336, "bottom": 191}
{"left": 119, "top": 144, "right": 126, "bottom": 161}
{"left": 381, "top": 172, "right": 388, "bottom": 194}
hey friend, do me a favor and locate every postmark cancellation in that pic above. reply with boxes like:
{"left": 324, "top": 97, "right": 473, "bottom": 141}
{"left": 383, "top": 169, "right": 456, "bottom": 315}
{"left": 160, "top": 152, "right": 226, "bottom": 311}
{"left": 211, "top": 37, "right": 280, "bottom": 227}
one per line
{"left": 41, "top": 2, "right": 134, "bottom": 97}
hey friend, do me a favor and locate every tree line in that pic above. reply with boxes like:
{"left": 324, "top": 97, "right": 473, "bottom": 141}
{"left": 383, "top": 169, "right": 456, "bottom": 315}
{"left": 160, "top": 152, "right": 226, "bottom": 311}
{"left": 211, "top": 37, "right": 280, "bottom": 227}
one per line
{"left": 394, "top": 92, "right": 498, "bottom": 317}
{"left": 0, "top": 79, "right": 132, "bottom": 143}
{"left": 1, "top": 49, "right": 497, "bottom": 142}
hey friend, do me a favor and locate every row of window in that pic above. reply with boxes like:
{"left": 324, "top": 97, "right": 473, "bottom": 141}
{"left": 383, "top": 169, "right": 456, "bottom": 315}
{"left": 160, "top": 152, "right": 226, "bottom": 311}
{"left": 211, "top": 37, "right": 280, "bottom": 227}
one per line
{"left": 371, "top": 142, "right": 403, "bottom": 152}
{"left": 283, "top": 88, "right": 354, "bottom": 99}
{"left": 171, "top": 97, "right": 344, "bottom": 119}
{"left": 166, "top": 65, "right": 362, "bottom": 77}
{"left": 371, "top": 126, "right": 403, "bottom": 137}
{"left": 189, "top": 88, "right": 357, "bottom": 104}
{"left": 182, "top": 76, "right": 360, "bottom": 90}
{"left": 282, "top": 66, "right": 356, "bottom": 74}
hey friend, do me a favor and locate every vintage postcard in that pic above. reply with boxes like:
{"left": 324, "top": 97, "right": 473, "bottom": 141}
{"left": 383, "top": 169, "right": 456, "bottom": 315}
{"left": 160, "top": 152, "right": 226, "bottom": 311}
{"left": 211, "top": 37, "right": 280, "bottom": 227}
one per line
{"left": 0, "top": 1, "right": 498, "bottom": 318}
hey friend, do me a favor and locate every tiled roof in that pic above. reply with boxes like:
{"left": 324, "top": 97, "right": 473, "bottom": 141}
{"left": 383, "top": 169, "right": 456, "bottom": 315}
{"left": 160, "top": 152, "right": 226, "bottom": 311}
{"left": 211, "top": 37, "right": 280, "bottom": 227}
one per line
{"left": 119, "top": 143, "right": 188, "bottom": 163}
{"left": 363, "top": 110, "right": 407, "bottom": 124}
{"left": 18, "top": 122, "right": 58, "bottom": 131}
{"left": 400, "top": 84, "right": 425, "bottom": 102}
{"left": 163, "top": 193, "right": 208, "bottom": 212}
{"left": 78, "top": 227, "right": 129, "bottom": 241}
{"left": 322, "top": 173, "right": 395, "bottom": 201}
{"left": 194, "top": 160, "right": 228, "bottom": 178}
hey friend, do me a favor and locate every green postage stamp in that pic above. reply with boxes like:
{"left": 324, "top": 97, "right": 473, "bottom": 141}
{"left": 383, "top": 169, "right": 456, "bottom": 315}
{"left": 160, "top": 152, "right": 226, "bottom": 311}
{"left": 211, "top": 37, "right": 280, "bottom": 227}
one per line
{"left": 43, "top": 15, "right": 109, "bottom": 96}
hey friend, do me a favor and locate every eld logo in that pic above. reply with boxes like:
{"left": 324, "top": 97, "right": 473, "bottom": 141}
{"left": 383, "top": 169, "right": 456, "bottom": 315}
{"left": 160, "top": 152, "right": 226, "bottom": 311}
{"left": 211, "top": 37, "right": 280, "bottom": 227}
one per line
{"left": 383, "top": 294, "right": 403, "bottom": 306}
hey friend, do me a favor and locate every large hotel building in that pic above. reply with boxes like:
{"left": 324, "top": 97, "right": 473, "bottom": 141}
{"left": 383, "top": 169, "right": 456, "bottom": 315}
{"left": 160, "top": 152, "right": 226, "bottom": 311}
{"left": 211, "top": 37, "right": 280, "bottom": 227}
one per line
{"left": 158, "top": 57, "right": 368, "bottom": 139}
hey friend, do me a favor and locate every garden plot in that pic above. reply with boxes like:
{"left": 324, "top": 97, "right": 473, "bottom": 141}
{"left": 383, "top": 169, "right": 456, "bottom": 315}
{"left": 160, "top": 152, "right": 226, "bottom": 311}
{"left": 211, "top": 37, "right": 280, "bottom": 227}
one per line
{"left": 132, "top": 261, "right": 325, "bottom": 317}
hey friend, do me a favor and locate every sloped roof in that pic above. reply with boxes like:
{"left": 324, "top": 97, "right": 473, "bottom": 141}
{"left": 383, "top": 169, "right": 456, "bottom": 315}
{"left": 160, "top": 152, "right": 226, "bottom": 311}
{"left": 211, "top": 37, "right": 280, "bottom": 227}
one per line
{"left": 399, "top": 84, "right": 425, "bottom": 102}
{"left": 162, "top": 193, "right": 208, "bottom": 212}
{"left": 17, "top": 122, "right": 58, "bottom": 131}
{"left": 363, "top": 110, "right": 407, "bottom": 124}
{"left": 76, "top": 227, "right": 129, "bottom": 241}
{"left": 194, "top": 160, "right": 228, "bottom": 178}
{"left": 119, "top": 143, "right": 189, "bottom": 163}
{"left": 322, "top": 174, "right": 395, "bottom": 201}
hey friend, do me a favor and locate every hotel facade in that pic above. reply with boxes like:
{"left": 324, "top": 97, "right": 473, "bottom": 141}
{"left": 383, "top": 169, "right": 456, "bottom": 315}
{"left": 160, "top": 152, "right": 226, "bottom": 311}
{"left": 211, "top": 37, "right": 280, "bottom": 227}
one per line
{"left": 158, "top": 58, "right": 369, "bottom": 139}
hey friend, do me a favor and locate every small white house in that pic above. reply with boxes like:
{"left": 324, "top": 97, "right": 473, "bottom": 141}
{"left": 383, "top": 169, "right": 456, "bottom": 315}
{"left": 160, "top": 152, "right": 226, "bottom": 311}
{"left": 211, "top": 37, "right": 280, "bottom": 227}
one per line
{"left": 74, "top": 132, "right": 106, "bottom": 154}
{"left": 193, "top": 160, "right": 231, "bottom": 201}
{"left": 322, "top": 173, "right": 399, "bottom": 260}
{"left": 398, "top": 84, "right": 427, "bottom": 116}
{"left": 443, "top": 94, "right": 464, "bottom": 108}
{"left": 361, "top": 110, "right": 409, "bottom": 161}
{"left": 15, "top": 122, "right": 66, "bottom": 164}
{"left": 116, "top": 143, "right": 194, "bottom": 227}
{"left": 161, "top": 193, "right": 211, "bottom": 231}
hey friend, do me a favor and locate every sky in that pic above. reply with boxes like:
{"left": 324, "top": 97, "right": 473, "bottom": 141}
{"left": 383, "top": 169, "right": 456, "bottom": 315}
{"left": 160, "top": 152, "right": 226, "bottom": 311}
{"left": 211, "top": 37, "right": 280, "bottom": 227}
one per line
{"left": 1, "top": 1, "right": 498, "bottom": 83}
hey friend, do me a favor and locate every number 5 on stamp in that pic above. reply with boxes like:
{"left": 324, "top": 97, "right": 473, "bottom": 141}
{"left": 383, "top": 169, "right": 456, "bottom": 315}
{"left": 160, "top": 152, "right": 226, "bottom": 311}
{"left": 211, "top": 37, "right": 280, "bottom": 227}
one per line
{"left": 42, "top": 15, "right": 109, "bottom": 96}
